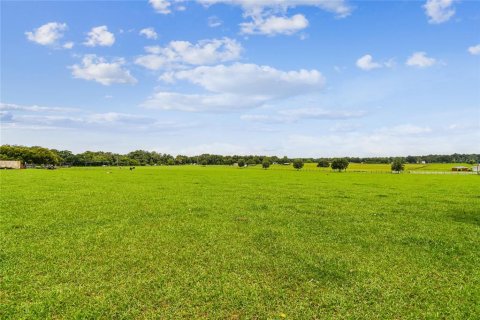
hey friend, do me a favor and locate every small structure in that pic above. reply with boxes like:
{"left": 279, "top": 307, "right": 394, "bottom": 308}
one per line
{"left": 451, "top": 166, "right": 470, "bottom": 172}
{"left": 472, "top": 165, "right": 480, "bottom": 173}
{"left": 0, "top": 160, "right": 25, "bottom": 169}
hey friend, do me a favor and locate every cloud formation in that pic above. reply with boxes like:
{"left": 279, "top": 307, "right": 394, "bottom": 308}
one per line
{"left": 406, "top": 52, "right": 437, "bottom": 68}
{"left": 145, "top": 63, "right": 325, "bottom": 111}
{"left": 25, "top": 22, "right": 71, "bottom": 48}
{"left": 199, "top": 0, "right": 352, "bottom": 36}
{"left": 240, "top": 14, "right": 309, "bottom": 35}
{"left": 84, "top": 26, "right": 115, "bottom": 47}
{"left": 149, "top": 0, "right": 173, "bottom": 14}
{"left": 139, "top": 27, "right": 158, "bottom": 40}
{"left": 135, "top": 37, "right": 242, "bottom": 70}
{"left": 356, "top": 54, "right": 382, "bottom": 71}
{"left": 423, "top": 0, "right": 456, "bottom": 24}
{"left": 241, "top": 108, "right": 365, "bottom": 123}
{"left": 70, "top": 55, "right": 137, "bottom": 85}
{"left": 468, "top": 44, "right": 480, "bottom": 55}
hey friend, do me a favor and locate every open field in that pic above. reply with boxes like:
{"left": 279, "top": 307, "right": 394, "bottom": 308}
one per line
{"left": 1, "top": 166, "right": 479, "bottom": 319}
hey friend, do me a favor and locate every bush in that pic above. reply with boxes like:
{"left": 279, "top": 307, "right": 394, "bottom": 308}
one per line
{"left": 262, "top": 159, "right": 271, "bottom": 169}
{"left": 331, "top": 158, "right": 349, "bottom": 171}
{"left": 391, "top": 159, "right": 405, "bottom": 173}
{"left": 237, "top": 159, "right": 245, "bottom": 168}
{"left": 293, "top": 159, "right": 304, "bottom": 170}
{"left": 317, "top": 160, "right": 329, "bottom": 168}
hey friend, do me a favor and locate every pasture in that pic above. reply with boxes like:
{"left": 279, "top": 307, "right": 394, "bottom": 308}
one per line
{"left": 1, "top": 166, "right": 479, "bottom": 319}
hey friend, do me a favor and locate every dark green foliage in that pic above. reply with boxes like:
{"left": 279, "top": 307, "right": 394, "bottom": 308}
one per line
{"left": 262, "top": 159, "right": 271, "bottom": 169}
{"left": 1, "top": 144, "right": 479, "bottom": 167}
{"left": 331, "top": 158, "right": 349, "bottom": 171}
{"left": 293, "top": 159, "right": 304, "bottom": 170}
{"left": 317, "top": 159, "right": 330, "bottom": 168}
{"left": 237, "top": 159, "right": 246, "bottom": 167}
{"left": 391, "top": 159, "right": 405, "bottom": 173}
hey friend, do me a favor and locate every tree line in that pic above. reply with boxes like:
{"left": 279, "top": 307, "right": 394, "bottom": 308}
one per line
{"left": 1, "top": 145, "right": 478, "bottom": 167}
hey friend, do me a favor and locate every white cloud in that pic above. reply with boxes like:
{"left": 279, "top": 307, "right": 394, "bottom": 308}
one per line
{"left": 242, "top": 108, "right": 365, "bottom": 123}
{"left": 142, "top": 92, "right": 266, "bottom": 112}
{"left": 70, "top": 55, "right": 137, "bottom": 86}
{"left": 146, "top": 63, "right": 325, "bottom": 111}
{"left": 135, "top": 37, "right": 242, "bottom": 70}
{"left": 163, "top": 63, "right": 325, "bottom": 98}
{"left": 139, "top": 27, "right": 158, "bottom": 40}
{"left": 198, "top": 0, "right": 352, "bottom": 18}
{"left": 356, "top": 54, "right": 382, "bottom": 71}
{"left": 199, "top": 0, "right": 351, "bottom": 36}
{"left": 240, "top": 14, "right": 309, "bottom": 35}
{"left": 356, "top": 54, "right": 395, "bottom": 71}
{"left": 406, "top": 52, "right": 437, "bottom": 68}
{"left": 378, "top": 124, "right": 432, "bottom": 135}
{"left": 208, "top": 16, "right": 223, "bottom": 28}
{"left": 149, "top": 0, "right": 172, "bottom": 14}
{"left": 0, "top": 102, "right": 78, "bottom": 113}
{"left": 84, "top": 26, "right": 115, "bottom": 47}
{"left": 25, "top": 22, "right": 67, "bottom": 46}
{"left": 423, "top": 0, "right": 456, "bottom": 24}
{"left": 62, "top": 41, "right": 74, "bottom": 49}
{"left": 468, "top": 44, "right": 480, "bottom": 55}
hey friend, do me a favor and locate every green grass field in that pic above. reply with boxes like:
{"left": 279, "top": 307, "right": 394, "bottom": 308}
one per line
{"left": 1, "top": 166, "right": 479, "bottom": 319}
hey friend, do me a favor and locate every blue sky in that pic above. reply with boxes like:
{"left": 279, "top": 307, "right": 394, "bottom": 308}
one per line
{"left": 1, "top": 0, "right": 479, "bottom": 156}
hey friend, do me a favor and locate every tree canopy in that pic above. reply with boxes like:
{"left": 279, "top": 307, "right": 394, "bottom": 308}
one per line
{"left": 293, "top": 159, "right": 304, "bottom": 170}
{"left": 331, "top": 158, "right": 349, "bottom": 171}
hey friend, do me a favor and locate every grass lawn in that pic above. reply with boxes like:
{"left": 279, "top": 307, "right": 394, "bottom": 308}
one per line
{"left": 1, "top": 166, "right": 479, "bottom": 319}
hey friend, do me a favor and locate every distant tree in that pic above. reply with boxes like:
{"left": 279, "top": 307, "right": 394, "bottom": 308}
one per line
{"left": 391, "top": 158, "right": 405, "bottom": 173}
{"left": 200, "top": 159, "right": 208, "bottom": 166}
{"left": 237, "top": 159, "right": 246, "bottom": 168}
{"left": 262, "top": 159, "right": 271, "bottom": 169}
{"left": 331, "top": 158, "right": 349, "bottom": 171}
{"left": 293, "top": 159, "right": 304, "bottom": 170}
{"left": 468, "top": 159, "right": 476, "bottom": 165}
{"left": 246, "top": 159, "right": 256, "bottom": 166}
{"left": 317, "top": 159, "right": 329, "bottom": 168}
{"left": 405, "top": 155, "right": 417, "bottom": 164}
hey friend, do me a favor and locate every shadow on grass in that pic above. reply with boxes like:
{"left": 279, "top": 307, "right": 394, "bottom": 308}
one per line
{"left": 450, "top": 211, "right": 480, "bottom": 227}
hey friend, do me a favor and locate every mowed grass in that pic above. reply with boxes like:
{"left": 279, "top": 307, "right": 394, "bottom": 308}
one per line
{"left": 1, "top": 166, "right": 479, "bottom": 319}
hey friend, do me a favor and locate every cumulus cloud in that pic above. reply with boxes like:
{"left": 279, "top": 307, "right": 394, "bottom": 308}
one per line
{"left": 423, "top": 0, "right": 456, "bottom": 24}
{"left": 70, "top": 55, "right": 137, "bottom": 85}
{"left": 149, "top": 0, "right": 172, "bottom": 14}
{"left": 468, "top": 44, "right": 480, "bottom": 55}
{"left": 199, "top": 0, "right": 352, "bottom": 17}
{"left": 199, "top": 0, "right": 351, "bottom": 36}
{"left": 145, "top": 63, "right": 325, "bottom": 111}
{"left": 135, "top": 37, "right": 242, "bottom": 70}
{"left": 406, "top": 52, "right": 437, "bottom": 68}
{"left": 25, "top": 22, "right": 69, "bottom": 47}
{"left": 240, "top": 14, "right": 308, "bottom": 35}
{"left": 139, "top": 27, "right": 158, "bottom": 40}
{"left": 84, "top": 26, "right": 115, "bottom": 47}
{"left": 356, "top": 54, "right": 382, "bottom": 71}
{"left": 162, "top": 63, "right": 325, "bottom": 98}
